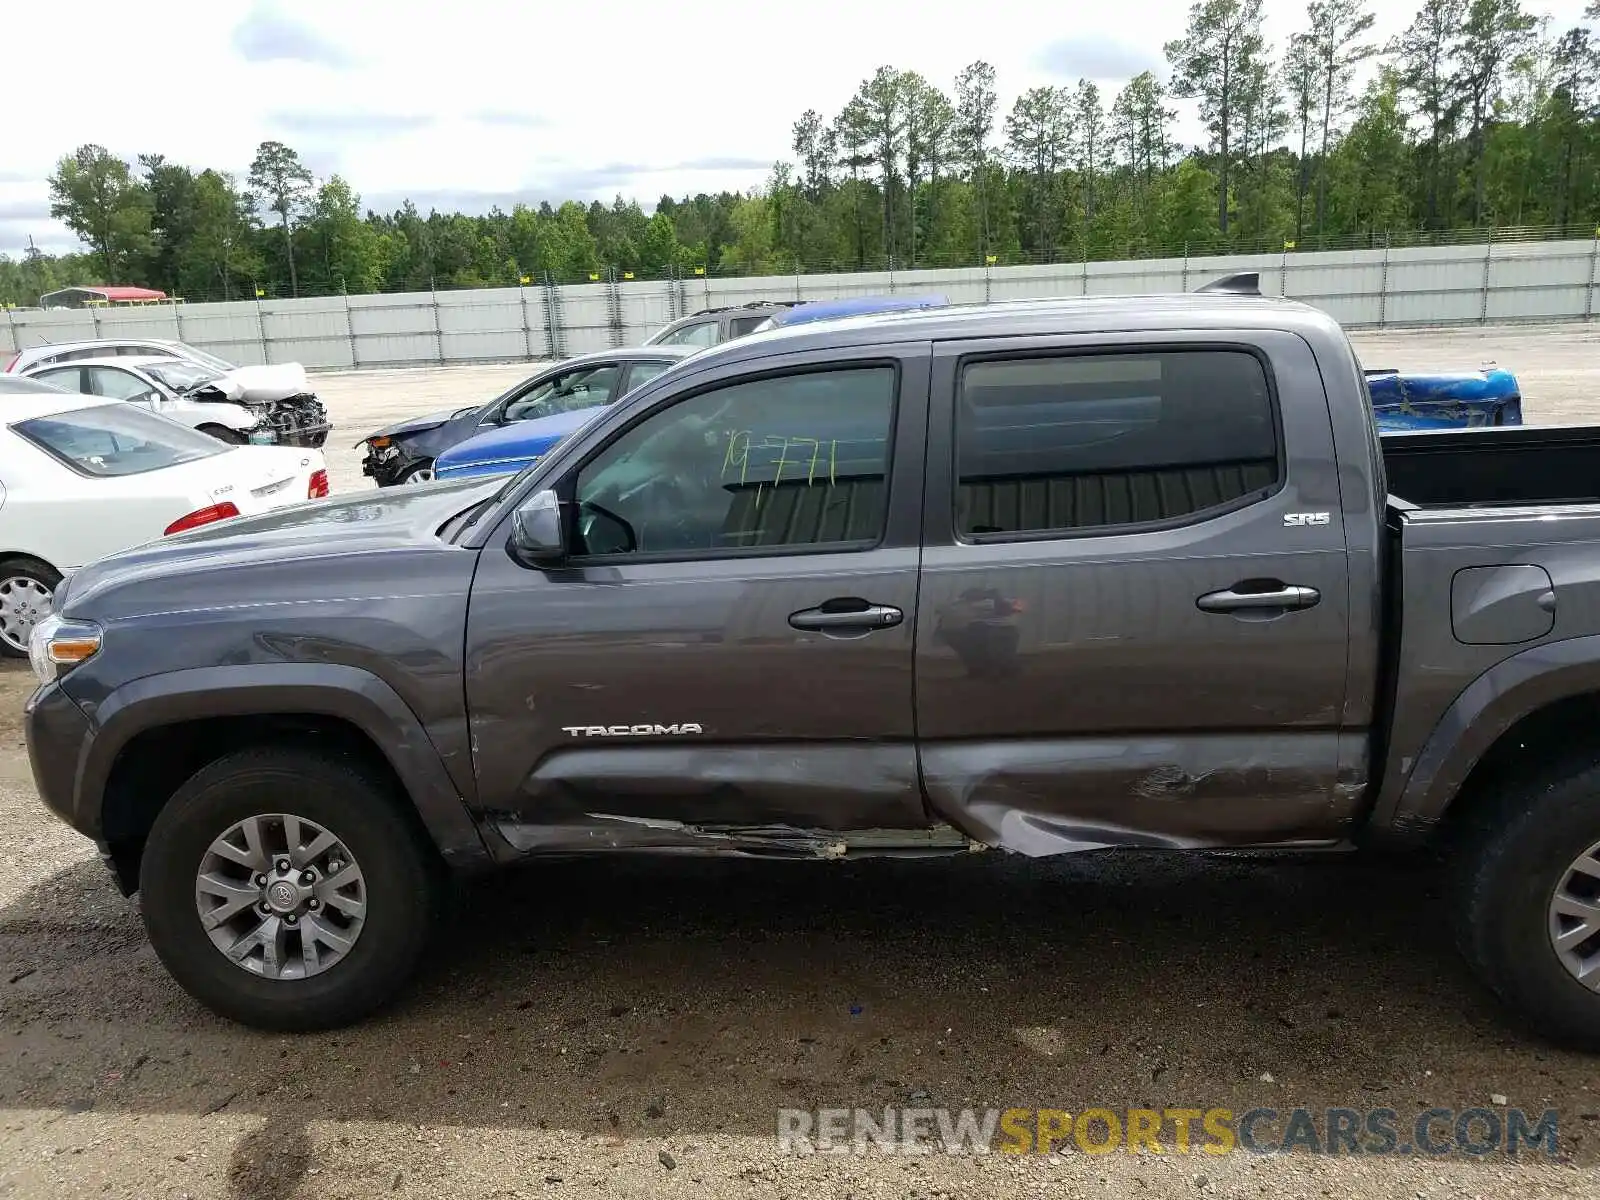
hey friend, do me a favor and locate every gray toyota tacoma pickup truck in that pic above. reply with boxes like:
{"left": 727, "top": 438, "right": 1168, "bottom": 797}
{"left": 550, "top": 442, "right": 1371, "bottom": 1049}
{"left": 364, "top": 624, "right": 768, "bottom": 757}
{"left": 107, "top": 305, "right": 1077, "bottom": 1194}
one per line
{"left": 24, "top": 276, "right": 1600, "bottom": 1042}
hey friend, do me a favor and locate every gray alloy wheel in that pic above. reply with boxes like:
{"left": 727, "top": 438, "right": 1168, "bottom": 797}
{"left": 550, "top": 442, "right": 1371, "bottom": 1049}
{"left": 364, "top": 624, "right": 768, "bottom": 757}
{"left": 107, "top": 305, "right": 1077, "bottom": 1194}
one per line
{"left": 1548, "top": 836, "right": 1600, "bottom": 990}
{"left": 195, "top": 812, "right": 367, "bottom": 980}
{"left": 401, "top": 463, "right": 435, "bottom": 484}
{"left": 0, "top": 573, "right": 54, "bottom": 654}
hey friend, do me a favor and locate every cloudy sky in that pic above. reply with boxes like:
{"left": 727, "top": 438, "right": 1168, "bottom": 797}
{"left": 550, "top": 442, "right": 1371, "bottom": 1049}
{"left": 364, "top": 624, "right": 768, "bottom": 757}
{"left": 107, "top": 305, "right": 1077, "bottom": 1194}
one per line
{"left": 4, "top": 0, "right": 1593, "bottom": 259}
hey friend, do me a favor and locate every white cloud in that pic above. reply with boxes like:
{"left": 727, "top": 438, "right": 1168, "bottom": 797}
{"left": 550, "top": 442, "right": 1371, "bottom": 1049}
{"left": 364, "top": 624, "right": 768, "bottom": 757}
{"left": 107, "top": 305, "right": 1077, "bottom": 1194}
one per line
{"left": 7, "top": 0, "right": 1596, "bottom": 257}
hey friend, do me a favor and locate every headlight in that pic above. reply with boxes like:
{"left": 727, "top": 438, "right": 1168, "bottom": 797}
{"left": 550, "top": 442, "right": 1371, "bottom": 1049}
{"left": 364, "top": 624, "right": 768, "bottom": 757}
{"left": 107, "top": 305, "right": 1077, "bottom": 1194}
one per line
{"left": 28, "top": 613, "right": 102, "bottom": 686}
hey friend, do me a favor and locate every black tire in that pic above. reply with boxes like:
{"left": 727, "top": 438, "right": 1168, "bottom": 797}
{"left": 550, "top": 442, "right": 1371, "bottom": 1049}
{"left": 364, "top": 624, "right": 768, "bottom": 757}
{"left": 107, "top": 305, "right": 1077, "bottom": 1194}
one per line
{"left": 197, "top": 424, "right": 248, "bottom": 445}
{"left": 140, "top": 746, "right": 443, "bottom": 1031}
{"left": 0, "top": 556, "right": 62, "bottom": 659}
{"left": 1454, "top": 758, "right": 1600, "bottom": 1050}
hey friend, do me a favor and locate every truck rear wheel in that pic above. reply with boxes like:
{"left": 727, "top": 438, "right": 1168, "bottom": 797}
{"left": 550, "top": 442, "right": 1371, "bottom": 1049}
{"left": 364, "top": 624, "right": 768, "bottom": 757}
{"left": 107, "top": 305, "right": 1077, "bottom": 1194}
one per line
{"left": 1455, "top": 760, "right": 1600, "bottom": 1050}
{"left": 139, "top": 746, "right": 442, "bottom": 1031}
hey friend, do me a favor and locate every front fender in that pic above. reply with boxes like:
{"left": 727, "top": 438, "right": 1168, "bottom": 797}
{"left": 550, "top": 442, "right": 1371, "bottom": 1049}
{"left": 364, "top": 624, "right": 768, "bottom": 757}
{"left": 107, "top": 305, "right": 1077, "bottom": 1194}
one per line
{"left": 1373, "top": 634, "right": 1600, "bottom": 837}
{"left": 72, "top": 662, "right": 491, "bottom": 872}
{"left": 172, "top": 400, "right": 256, "bottom": 431}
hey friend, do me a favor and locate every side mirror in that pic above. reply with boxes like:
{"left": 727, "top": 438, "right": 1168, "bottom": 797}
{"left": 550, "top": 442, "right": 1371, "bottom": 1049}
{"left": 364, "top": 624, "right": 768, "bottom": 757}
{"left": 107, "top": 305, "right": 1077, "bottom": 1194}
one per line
{"left": 509, "top": 489, "right": 566, "bottom": 566}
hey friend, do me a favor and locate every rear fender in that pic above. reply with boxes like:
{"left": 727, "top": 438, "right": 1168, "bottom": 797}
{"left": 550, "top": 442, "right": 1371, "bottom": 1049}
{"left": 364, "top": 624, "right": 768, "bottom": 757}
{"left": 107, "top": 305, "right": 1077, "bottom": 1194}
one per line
{"left": 1374, "top": 634, "right": 1600, "bottom": 836}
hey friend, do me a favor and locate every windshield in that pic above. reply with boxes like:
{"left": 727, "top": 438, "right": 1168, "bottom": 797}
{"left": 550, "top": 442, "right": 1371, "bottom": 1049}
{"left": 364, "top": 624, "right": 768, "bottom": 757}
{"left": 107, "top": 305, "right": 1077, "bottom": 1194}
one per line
{"left": 455, "top": 361, "right": 686, "bottom": 535}
{"left": 13, "top": 403, "right": 227, "bottom": 477}
{"left": 144, "top": 360, "right": 223, "bottom": 391}
{"left": 171, "top": 342, "right": 236, "bottom": 373}
{"left": 502, "top": 364, "right": 619, "bottom": 423}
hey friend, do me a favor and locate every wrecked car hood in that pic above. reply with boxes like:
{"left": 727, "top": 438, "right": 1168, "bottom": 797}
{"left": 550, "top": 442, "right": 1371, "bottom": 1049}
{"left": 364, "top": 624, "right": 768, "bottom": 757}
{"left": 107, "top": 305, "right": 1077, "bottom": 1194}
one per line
{"left": 361, "top": 406, "right": 474, "bottom": 444}
{"left": 1367, "top": 365, "right": 1521, "bottom": 431}
{"left": 224, "top": 362, "right": 314, "bottom": 402}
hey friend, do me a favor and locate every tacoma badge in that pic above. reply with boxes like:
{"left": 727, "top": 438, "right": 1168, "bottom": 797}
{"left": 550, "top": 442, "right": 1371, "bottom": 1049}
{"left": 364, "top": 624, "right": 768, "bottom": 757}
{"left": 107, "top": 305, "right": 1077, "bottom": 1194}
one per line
{"left": 561, "top": 724, "right": 705, "bottom": 737}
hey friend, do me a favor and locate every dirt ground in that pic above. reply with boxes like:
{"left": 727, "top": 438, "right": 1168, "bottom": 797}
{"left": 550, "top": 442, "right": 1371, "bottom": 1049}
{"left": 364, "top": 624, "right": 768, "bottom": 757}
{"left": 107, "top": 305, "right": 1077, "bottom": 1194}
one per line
{"left": 5, "top": 321, "right": 1600, "bottom": 1198}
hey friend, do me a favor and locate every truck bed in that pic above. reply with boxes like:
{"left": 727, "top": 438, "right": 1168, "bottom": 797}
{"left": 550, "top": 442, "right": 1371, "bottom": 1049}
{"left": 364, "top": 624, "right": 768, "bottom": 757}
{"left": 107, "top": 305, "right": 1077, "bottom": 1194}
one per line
{"left": 1381, "top": 424, "right": 1600, "bottom": 509}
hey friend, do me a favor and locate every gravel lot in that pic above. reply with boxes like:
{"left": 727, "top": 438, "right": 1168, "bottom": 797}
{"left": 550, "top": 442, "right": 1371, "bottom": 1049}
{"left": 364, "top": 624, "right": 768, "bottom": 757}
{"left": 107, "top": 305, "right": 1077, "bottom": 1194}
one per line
{"left": 5, "top": 321, "right": 1600, "bottom": 1198}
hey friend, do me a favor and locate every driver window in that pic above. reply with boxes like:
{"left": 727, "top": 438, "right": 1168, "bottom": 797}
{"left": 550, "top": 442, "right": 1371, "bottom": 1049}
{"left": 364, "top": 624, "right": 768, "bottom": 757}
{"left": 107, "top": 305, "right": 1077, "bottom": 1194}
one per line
{"left": 572, "top": 365, "right": 896, "bottom": 559}
{"left": 86, "top": 367, "right": 155, "bottom": 402}
{"left": 503, "top": 364, "right": 620, "bottom": 422}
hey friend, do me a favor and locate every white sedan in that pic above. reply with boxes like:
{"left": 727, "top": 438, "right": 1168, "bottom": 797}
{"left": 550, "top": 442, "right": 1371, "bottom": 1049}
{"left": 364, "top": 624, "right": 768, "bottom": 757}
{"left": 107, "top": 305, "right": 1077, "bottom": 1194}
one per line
{"left": 5, "top": 337, "right": 315, "bottom": 403}
{"left": 24, "top": 356, "right": 270, "bottom": 443}
{"left": 0, "top": 386, "right": 328, "bottom": 656}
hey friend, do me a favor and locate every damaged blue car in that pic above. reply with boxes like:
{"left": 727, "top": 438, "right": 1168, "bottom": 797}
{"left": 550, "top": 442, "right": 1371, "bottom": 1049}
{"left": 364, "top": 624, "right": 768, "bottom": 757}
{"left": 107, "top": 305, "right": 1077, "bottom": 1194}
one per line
{"left": 1366, "top": 364, "right": 1524, "bottom": 432}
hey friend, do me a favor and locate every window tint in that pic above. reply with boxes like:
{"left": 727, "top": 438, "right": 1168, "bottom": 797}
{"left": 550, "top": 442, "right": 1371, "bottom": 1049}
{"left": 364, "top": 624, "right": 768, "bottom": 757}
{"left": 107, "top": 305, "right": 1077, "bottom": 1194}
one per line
{"left": 659, "top": 321, "right": 719, "bottom": 347}
{"left": 727, "top": 315, "right": 769, "bottom": 337}
{"left": 85, "top": 366, "right": 157, "bottom": 401}
{"left": 956, "top": 349, "right": 1280, "bottom": 536}
{"left": 625, "top": 360, "right": 675, "bottom": 391}
{"left": 573, "top": 366, "right": 896, "bottom": 558}
{"left": 13, "top": 403, "right": 225, "bottom": 477}
{"left": 503, "top": 364, "right": 619, "bottom": 422}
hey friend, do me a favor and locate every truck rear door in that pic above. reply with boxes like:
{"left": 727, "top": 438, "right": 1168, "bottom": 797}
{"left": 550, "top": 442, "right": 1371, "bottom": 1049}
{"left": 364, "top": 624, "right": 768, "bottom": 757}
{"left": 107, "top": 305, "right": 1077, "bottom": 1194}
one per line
{"left": 913, "top": 330, "right": 1355, "bottom": 852}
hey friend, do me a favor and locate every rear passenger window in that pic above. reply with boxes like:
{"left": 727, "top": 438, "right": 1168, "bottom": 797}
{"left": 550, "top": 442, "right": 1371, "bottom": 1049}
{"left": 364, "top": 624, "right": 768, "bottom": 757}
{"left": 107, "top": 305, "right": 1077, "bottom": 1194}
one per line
{"left": 659, "top": 321, "right": 719, "bottom": 348}
{"left": 727, "top": 315, "right": 769, "bottom": 337}
{"left": 956, "top": 349, "right": 1280, "bottom": 537}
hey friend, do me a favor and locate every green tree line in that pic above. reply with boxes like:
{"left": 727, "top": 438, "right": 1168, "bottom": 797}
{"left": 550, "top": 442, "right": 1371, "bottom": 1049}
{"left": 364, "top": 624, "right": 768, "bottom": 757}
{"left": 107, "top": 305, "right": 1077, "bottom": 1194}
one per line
{"left": 4, "top": 0, "right": 1597, "bottom": 307}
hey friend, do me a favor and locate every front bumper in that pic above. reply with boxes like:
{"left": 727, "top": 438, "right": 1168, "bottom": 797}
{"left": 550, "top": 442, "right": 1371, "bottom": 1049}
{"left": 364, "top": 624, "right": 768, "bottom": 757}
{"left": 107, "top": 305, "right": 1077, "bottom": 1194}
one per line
{"left": 265, "top": 423, "right": 331, "bottom": 450}
{"left": 361, "top": 443, "right": 424, "bottom": 486}
{"left": 250, "top": 395, "right": 332, "bottom": 449}
{"left": 24, "top": 679, "right": 96, "bottom": 838}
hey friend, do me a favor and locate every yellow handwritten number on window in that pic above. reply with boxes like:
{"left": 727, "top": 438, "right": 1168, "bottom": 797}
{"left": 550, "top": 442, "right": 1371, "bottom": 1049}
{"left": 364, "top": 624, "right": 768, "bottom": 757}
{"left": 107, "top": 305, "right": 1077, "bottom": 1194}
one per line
{"left": 720, "top": 430, "right": 839, "bottom": 494}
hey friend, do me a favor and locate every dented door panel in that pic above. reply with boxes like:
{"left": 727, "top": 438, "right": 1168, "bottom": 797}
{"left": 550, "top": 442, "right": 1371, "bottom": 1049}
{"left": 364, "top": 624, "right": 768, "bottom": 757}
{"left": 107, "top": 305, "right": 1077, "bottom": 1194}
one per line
{"left": 464, "top": 342, "right": 932, "bottom": 834}
{"left": 913, "top": 330, "right": 1356, "bottom": 851}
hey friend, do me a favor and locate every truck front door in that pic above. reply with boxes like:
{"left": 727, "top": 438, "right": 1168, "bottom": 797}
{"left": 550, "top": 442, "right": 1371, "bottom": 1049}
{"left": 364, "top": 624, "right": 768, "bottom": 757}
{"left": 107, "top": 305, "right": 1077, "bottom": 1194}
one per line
{"left": 913, "top": 331, "right": 1355, "bottom": 852}
{"left": 464, "top": 345, "right": 932, "bottom": 845}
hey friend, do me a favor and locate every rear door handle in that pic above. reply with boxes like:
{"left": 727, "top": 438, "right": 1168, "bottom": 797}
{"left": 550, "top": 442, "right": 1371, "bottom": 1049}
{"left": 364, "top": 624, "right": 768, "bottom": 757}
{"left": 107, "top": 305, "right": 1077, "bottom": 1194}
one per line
{"left": 789, "top": 602, "right": 904, "bottom": 632}
{"left": 1196, "top": 584, "right": 1321, "bottom": 613}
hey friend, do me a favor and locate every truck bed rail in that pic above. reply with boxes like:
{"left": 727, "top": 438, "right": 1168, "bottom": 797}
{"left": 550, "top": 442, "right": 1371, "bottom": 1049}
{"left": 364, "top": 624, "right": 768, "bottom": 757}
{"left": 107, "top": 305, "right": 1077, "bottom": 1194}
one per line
{"left": 1381, "top": 424, "right": 1600, "bottom": 509}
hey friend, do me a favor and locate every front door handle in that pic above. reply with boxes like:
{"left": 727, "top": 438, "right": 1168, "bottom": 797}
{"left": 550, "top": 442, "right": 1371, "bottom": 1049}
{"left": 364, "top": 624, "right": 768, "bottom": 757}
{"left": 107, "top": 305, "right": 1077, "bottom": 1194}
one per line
{"left": 789, "top": 601, "right": 904, "bottom": 632}
{"left": 1196, "top": 584, "right": 1321, "bottom": 613}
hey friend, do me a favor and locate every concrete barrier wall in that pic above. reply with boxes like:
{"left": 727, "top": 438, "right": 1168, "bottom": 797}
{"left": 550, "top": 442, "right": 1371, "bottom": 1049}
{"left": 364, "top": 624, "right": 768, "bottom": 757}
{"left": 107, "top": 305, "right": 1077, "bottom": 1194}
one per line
{"left": 6, "top": 237, "right": 1597, "bottom": 369}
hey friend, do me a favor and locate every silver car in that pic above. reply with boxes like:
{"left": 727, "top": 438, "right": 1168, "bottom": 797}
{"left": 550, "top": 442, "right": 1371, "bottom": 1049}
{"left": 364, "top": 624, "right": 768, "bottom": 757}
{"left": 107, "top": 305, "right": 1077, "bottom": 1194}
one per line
{"left": 4, "top": 337, "right": 238, "bottom": 377}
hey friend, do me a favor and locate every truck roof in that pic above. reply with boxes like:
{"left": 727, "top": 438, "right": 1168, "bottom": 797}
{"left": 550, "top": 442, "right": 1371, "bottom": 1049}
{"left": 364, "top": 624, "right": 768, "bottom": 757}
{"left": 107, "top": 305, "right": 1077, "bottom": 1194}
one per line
{"left": 693, "top": 291, "right": 1340, "bottom": 368}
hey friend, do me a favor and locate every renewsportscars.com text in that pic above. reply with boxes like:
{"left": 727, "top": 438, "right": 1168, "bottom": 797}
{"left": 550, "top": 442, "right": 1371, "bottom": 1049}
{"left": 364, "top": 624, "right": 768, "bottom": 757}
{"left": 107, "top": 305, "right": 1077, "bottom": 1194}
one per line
{"left": 776, "top": 1106, "right": 1561, "bottom": 1158}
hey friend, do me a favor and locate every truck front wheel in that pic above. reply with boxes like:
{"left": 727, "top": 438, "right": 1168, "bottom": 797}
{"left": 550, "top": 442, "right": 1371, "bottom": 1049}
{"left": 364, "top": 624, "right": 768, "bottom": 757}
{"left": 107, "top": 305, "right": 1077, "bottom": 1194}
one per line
{"left": 1455, "top": 761, "right": 1600, "bottom": 1050}
{"left": 139, "top": 746, "right": 442, "bottom": 1031}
